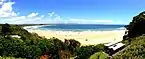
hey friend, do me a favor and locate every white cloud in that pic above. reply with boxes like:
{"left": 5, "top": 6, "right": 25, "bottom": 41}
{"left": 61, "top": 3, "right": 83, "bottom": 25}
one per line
{"left": 64, "top": 18, "right": 114, "bottom": 24}
{"left": 0, "top": 0, "right": 123, "bottom": 24}
{"left": 27, "top": 13, "right": 38, "bottom": 18}
{"left": 41, "top": 15, "right": 44, "bottom": 18}
{"left": 0, "top": 2, "right": 14, "bottom": 11}
{"left": 0, "top": 2, "right": 18, "bottom": 17}
{"left": 47, "top": 12, "right": 61, "bottom": 20}
{"left": 0, "top": 0, "right": 6, "bottom": 5}
{"left": 0, "top": 1, "right": 46, "bottom": 24}
{"left": 48, "top": 12, "right": 55, "bottom": 17}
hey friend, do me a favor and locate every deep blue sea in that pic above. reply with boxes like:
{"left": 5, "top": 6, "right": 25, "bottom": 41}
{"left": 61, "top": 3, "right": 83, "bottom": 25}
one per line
{"left": 38, "top": 24, "right": 125, "bottom": 31}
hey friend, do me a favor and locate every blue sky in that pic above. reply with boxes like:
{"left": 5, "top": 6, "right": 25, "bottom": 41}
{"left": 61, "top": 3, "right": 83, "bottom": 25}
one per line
{"left": 0, "top": 0, "right": 145, "bottom": 24}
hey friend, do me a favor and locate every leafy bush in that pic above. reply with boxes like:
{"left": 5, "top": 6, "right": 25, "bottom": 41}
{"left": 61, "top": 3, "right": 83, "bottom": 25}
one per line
{"left": 114, "top": 11, "right": 145, "bottom": 58}
{"left": 1, "top": 23, "right": 11, "bottom": 36}
{"left": 113, "top": 36, "right": 145, "bottom": 59}
{"left": 125, "top": 11, "right": 145, "bottom": 38}
{"left": 0, "top": 24, "right": 105, "bottom": 59}
{"left": 75, "top": 44, "right": 105, "bottom": 59}
{"left": 89, "top": 52, "right": 108, "bottom": 59}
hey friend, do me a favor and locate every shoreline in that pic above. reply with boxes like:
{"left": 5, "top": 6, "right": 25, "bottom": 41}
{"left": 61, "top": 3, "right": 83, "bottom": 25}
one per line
{"left": 23, "top": 25, "right": 51, "bottom": 30}
{"left": 25, "top": 27, "right": 125, "bottom": 45}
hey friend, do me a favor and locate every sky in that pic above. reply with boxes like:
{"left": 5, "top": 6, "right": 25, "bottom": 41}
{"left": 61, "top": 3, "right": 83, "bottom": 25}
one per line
{"left": 0, "top": 0, "right": 145, "bottom": 24}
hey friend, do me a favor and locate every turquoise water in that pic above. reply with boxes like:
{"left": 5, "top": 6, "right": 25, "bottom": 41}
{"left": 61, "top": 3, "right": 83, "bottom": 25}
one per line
{"left": 37, "top": 24, "right": 125, "bottom": 31}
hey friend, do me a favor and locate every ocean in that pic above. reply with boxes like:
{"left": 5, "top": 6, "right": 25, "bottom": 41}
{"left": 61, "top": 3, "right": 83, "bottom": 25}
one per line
{"left": 35, "top": 24, "right": 125, "bottom": 31}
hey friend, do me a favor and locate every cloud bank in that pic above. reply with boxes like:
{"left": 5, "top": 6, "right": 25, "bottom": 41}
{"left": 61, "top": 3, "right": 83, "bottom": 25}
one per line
{"left": 0, "top": 0, "right": 119, "bottom": 24}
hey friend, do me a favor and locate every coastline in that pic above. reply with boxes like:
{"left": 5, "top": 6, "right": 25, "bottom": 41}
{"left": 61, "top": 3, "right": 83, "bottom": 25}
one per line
{"left": 25, "top": 26, "right": 125, "bottom": 46}
{"left": 23, "top": 25, "right": 51, "bottom": 30}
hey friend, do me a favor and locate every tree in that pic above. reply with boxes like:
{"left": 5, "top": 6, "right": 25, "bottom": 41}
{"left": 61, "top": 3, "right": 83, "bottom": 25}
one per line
{"left": 1, "top": 23, "right": 11, "bottom": 36}
{"left": 75, "top": 44, "right": 105, "bottom": 59}
{"left": 64, "top": 39, "right": 81, "bottom": 55}
{"left": 124, "top": 11, "right": 145, "bottom": 38}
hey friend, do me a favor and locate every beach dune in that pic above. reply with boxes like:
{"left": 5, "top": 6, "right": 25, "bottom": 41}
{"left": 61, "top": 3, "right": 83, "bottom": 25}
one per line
{"left": 27, "top": 29, "right": 125, "bottom": 46}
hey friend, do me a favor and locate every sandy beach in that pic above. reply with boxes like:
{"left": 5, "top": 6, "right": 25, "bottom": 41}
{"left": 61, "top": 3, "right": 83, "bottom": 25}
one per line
{"left": 26, "top": 27, "right": 125, "bottom": 46}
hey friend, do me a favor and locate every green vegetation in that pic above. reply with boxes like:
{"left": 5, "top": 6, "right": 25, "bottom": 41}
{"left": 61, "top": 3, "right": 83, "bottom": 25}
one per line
{"left": 0, "top": 24, "right": 105, "bottom": 59}
{"left": 113, "top": 11, "right": 145, "bottom": 59}
{"left": 124, "top": 11, "right": 145, "bottom": 38}
{"left": 0, "top": 56, "right": 25, "bottom": 59}
{"left": 89, "top": 52, "right": 108, "bottom": 59}
{"left": 75, "top": 44, "right": 105, "bottom": 59}
{"left": 113, "top": 36, "right": 145, "bottom": 59}
{"left": 2, "top": 11, "right": 145, "bottom": 59}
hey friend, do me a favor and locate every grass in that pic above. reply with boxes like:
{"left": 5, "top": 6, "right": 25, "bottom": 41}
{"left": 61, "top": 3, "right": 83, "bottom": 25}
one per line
{"left": 0, "top": 56, "right": 25, "bottom": 59}
{"left": 89, "top": 52, "right": 108, "bottom": 59}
